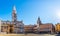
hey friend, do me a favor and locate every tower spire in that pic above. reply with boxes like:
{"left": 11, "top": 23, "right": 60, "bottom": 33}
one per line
{"left": 37, "top": 17, "right": 41, "bottom": 25}
{"left": 13, "top": 5, "right": 16, "bottom": 13}
{"left": 13, "top": 6, "right": 16, "bottom": 10}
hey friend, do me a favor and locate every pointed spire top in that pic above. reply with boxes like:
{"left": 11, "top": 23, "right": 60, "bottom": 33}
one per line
{"left": 38, "top": 16, "right": 40, "bottom": 20}
{"left": 13, "top": 5, "right": 16, "bottom": 10}
{"left": 13, "top": 5, "right": 16, "bottom": 13}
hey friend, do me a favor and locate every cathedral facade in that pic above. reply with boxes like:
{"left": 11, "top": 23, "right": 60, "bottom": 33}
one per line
{"left": 1, "top": 6, "right": 24, "bottom": 34}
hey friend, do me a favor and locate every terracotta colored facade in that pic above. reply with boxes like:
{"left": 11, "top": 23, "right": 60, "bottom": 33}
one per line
{"left": 24, "top": 24, "right": 55, "bottom": 34}
{"left": 24, "top": 25, "right": 34, "bottom": 33}
{"left": 39, "top": 24, "right": 55, "bottom": 33}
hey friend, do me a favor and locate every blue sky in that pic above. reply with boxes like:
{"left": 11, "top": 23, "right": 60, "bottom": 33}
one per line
{"left": 0, "top": 0, "right": 60, "bottom": 25}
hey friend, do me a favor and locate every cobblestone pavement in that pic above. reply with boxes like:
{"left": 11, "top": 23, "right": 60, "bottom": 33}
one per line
{"left": 0, "top": 34, "right": 59, "bottom": 36}
{"left": 24, "top": 34, "right": 56, "bottom": 36}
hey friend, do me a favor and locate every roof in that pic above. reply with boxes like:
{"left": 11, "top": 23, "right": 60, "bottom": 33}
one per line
{"left": 24, "top": 25, "right": 35, "bottom": 27}
{"left": 39, "top": 23, "right": 54, "bottom": 28}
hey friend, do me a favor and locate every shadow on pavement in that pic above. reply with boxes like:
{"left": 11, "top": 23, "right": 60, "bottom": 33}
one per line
{"left": 56, "top": 33, "right": 60, "bottom": 36}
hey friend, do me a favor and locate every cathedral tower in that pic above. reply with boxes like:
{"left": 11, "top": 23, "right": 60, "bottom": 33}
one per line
{"left": 12, "top": 6, "right": 17, "bottom": 24}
